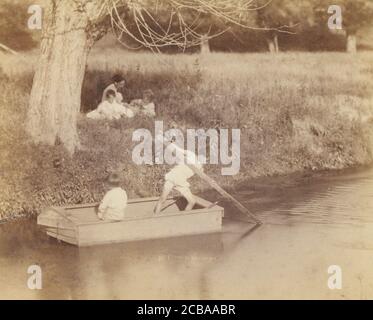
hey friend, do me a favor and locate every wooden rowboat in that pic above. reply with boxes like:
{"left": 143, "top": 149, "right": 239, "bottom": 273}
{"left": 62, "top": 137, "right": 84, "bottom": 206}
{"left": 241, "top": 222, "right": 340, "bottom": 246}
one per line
{"left": 37, "top": 196, "right": 224, "bottom": 247}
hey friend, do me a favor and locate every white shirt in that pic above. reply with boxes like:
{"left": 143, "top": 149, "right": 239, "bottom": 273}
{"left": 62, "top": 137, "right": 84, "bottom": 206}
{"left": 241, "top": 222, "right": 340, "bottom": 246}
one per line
{"left": 98, "top": 187, "right": 128, "bottom": 221}
{"left": 165, "top": 144, "right": 203, "bottom": 187}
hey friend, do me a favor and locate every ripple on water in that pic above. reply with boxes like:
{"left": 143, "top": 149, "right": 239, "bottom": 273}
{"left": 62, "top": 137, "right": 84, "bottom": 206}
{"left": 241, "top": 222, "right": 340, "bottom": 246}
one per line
{"left": 259, "top": 175, "right": 373, "bottom": 227}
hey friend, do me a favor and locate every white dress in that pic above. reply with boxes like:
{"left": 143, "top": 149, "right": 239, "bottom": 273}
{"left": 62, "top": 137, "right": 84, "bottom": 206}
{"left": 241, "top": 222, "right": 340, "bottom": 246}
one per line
{"left": 102, "top": 83, "right": 124, "bottom": 104}
{"left": 86, "top": 101, "right": 134, "bottom": 120}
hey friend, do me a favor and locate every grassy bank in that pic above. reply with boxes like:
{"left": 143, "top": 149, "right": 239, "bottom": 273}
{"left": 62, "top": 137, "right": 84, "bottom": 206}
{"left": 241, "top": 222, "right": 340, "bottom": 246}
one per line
{"left": 1, "top": 50, "right": 373, "bottom": 220}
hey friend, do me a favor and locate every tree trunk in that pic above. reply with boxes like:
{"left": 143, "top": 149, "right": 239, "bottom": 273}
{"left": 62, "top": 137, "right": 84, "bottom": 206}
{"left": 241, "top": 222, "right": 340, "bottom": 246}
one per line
{"left": 26, "top": 1, "right": 92, "bottom": 155}
{"left": 346, "top": 33, "right": 357, "bottom": 54}
{"left": 274, "top": 34, "right": 279, "bottom": 53}
{"left": 200, "top": 34, "right": 210, "bottom": 54}
{"left": 267, "top": 34, "right": 279, "bottom": 53}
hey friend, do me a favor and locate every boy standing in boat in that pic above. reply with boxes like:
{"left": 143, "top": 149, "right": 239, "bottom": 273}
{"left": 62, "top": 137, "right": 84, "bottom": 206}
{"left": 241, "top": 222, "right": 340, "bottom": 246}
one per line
{"left": 154, "top": 138, "right": 203, "bottom": 215}
{"left": 98, "top": 172, "right": 128, "bottom": 221}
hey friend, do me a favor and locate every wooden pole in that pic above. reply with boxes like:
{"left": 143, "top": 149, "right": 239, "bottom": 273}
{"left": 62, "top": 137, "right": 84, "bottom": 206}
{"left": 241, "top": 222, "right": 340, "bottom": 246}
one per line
{"left": 160, "top": 199, "right": 178, "bottom": 212}
{"left": 188, "top": 164, "right": 262, "bottom": 225}
{"left": 0, "top": 43, "right": 18, "bottom": 55}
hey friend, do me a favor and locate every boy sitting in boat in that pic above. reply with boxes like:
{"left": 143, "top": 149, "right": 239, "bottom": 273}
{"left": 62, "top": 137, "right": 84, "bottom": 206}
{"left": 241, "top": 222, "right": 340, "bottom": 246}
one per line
{"left": 154, "top": 138, "right": 203, "bottom": 215}
{"left": 87, "top": 89, "right": 134, "bottom": 120}
{"left": 97, "top": 172, "right": 128, "bottom": 221}
{"left": 129, "top": 89, "right": 156, "bottom": 117}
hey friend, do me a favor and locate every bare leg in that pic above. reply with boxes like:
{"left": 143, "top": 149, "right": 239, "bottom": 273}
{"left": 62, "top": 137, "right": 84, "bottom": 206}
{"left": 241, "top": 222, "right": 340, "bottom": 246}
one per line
{"left": 178, "top": 187, "right": 196, "bottom": 211}
{"left": 154, "top": 181, "right": 173, "bottom": 214}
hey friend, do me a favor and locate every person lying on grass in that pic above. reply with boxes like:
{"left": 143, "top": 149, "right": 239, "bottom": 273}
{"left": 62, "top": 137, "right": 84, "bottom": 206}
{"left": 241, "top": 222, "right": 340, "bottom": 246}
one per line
{"left": 87, "top": 89, "right": 134, "bottom": 120}
{"left": 153, "top": 136, "right": 204, "bottom": 215}
{"left": 102, "top": 73, "right": 126, "bottom": 104}
{"left": 97, "top": 172, "right": 128, "bottom": 221}
{"left": 128, "top": 89, "right": 156, "bottom": 117}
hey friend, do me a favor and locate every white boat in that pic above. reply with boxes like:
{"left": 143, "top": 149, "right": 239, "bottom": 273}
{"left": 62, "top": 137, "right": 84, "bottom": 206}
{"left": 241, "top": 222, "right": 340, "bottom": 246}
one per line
{"left": 37, "top": 196, "right": 224, "bottom": 246}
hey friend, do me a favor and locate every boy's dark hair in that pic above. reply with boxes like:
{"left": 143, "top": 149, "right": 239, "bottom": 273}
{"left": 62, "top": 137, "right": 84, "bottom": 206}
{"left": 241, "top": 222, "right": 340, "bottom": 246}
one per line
{"left": 106, "top": 89, "right": 116, "bottom": 98}
{"left": 112, "top": 74, "right": 124, "bottom": 83}
{"left": 106, "top": 172, "right": 121, "bottom": 187}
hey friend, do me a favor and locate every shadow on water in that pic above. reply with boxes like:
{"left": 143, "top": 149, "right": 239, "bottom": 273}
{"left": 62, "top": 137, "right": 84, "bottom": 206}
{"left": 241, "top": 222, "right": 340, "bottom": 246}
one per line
{"left": 1, "top": 166, "right": 373, "bottom": 299}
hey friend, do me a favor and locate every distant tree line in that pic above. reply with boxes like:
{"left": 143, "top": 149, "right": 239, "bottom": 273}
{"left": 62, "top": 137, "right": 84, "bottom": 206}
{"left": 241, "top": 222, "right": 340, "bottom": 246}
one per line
{"left": 112, "top": 0, "right": 373, "bottom": 54}
{"left": 1, "top": 0, "right": 372, "bottom": 54}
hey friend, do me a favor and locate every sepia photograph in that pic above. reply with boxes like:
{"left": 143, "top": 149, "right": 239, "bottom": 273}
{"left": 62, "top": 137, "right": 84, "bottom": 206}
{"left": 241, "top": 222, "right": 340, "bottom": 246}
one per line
{"left": 0, "top": 0, "right": 373, "bottom": 304}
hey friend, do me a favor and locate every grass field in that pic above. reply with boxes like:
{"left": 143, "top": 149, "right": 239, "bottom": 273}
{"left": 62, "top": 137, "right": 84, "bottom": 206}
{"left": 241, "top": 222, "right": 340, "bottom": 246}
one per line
{"left": 1, "top": 49, "right": 373, "bottom": 220}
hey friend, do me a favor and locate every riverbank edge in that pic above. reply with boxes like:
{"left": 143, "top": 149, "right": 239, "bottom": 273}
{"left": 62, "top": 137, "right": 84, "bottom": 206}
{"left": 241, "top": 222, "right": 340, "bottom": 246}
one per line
{"left": 2, "top": 164, "right": 371, "bottom": 225}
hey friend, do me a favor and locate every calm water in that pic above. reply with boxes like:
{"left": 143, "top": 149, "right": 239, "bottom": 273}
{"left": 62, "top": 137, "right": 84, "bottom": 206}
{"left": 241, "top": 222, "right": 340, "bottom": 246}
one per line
{"left": 1, "top": 167, "right": 373, "bottom": 299}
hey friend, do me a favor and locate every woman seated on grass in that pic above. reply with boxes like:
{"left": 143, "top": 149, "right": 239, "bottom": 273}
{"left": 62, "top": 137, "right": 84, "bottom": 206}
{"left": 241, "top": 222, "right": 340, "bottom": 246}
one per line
{"left": 128, "top": 89, "right": 156, "bottom": 117}
{"left": 102, "top": 74, "right": 126, "bottom": 104}
{"left": 87, "top": 89, "right": 134, "bottom": 120}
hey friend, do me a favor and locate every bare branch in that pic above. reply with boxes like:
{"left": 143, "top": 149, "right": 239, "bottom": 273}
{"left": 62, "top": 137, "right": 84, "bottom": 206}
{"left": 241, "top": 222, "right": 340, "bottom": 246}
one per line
{"left": 98, "top": 0, "right": 294, "bottom": 50}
